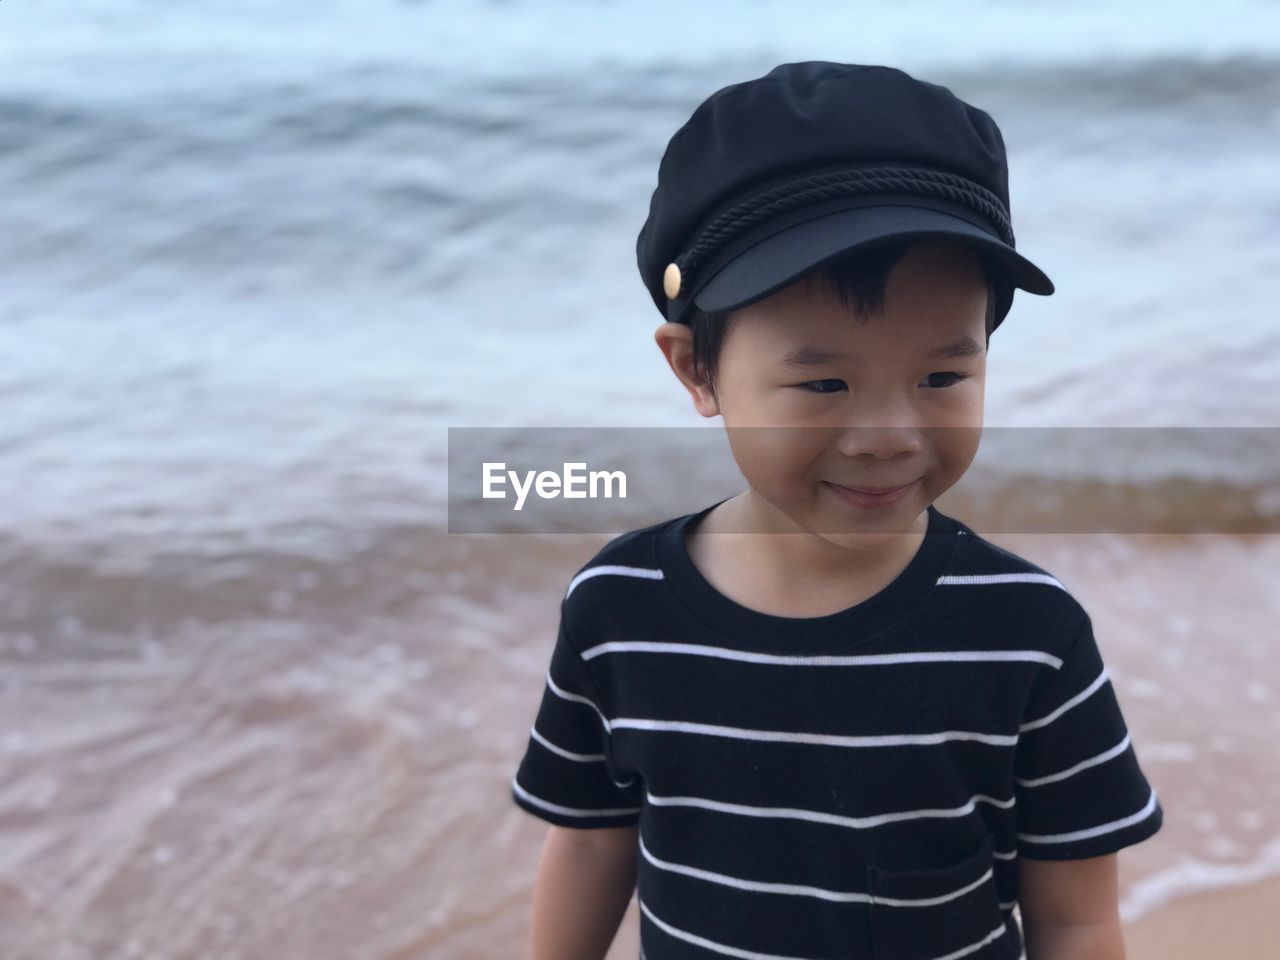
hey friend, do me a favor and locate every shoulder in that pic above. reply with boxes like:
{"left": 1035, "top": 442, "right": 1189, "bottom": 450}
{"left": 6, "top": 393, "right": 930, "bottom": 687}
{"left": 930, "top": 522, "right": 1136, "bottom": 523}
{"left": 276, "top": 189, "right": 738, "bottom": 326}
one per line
{"left": 941, "top": 516, "right": 1091, "bottom": 659}
{"left": 558, "top": 510, "right": 681, "bottom": 635}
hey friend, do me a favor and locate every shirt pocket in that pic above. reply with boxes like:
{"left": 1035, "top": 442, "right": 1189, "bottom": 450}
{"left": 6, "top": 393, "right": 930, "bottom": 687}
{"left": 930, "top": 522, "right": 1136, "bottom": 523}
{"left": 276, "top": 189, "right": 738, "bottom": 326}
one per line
{"left": 865, "top": 832, "right": 1013, "bottom": 960}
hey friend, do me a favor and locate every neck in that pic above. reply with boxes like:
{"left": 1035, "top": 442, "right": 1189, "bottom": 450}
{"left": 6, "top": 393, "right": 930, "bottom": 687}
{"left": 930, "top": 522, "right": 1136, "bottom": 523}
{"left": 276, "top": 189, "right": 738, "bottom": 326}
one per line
{"left": 717, "top": 488, "right": 929, "bottom": 588}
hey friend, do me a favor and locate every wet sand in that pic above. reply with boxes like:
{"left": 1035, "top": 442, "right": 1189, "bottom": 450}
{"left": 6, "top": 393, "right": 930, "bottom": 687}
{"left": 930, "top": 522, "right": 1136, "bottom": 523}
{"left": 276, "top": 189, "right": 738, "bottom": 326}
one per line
{"left": 4, "top": 520, "right": 1278, "bottom": 957}
{"left": 1125, "top": 876, "right": 1280, "bottom": 959}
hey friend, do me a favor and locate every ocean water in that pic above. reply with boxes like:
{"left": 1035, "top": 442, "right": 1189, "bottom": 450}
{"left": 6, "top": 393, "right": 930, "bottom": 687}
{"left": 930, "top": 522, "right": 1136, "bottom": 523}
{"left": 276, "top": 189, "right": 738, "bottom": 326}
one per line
{"left": 2, "top": 1, "right": 1279, "bottom": 957}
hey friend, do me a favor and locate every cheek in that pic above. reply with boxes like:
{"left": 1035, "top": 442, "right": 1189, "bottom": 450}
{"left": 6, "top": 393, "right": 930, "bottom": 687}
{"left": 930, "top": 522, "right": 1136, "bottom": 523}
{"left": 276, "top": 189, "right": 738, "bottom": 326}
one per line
{"left": 720, "top": 379, "right": 803, "bottom": 427}
{"left": 724, "top": 422, "right": 824, "bottom": 483}
{"left": 923, "top": 376, "right": 985, "bottom": 433}
{"left": 724, "top": 425, "right": 784, "bottom": 473}
{"left": 930, "top": 425, "right": 983, "bottom": 481}
{"left": 719, "top": 373, "right": 817, "bottom": 433}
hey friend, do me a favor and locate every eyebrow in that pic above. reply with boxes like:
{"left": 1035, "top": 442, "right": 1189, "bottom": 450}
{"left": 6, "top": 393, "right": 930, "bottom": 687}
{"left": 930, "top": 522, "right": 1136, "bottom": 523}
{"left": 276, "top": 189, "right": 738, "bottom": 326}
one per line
{"left": 779, "top": 334, "right": 984, "bottom": 367}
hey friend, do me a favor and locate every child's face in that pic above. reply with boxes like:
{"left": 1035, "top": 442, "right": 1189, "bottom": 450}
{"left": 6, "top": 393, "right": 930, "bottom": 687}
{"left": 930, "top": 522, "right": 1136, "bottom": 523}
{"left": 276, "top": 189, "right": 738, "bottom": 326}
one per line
{"left": 707, "top": 239, "right": 987, "bottom": 536}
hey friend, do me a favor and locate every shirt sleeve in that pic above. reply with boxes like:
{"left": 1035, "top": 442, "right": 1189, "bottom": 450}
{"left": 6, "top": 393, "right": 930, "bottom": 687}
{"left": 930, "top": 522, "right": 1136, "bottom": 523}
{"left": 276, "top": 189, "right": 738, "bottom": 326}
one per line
{"left": 510, "top": 605, "right": 642, "bottom": 829}
{"left": 1013, "top": 612, "right": 1164, "bottom": 860}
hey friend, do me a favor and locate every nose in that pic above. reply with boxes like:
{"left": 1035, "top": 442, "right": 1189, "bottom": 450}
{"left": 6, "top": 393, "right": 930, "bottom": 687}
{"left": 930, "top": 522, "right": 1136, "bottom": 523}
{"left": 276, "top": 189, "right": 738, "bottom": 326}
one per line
{"left": 832, "top": 424, "right": 923, "bottom": 461}
{"left": 831, "top": 397, "right": 924, "bottom": 461}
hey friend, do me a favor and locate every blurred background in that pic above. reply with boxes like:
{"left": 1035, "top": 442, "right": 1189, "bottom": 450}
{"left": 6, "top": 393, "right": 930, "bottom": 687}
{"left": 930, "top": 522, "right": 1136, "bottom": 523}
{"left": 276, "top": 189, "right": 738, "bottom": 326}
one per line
{"left": 2, "top": 1, "right": 1279, "bottom": 957}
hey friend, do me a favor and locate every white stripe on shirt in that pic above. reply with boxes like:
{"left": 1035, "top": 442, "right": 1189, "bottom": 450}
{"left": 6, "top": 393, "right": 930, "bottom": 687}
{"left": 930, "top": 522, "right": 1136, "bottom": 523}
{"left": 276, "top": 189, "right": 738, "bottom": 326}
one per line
{"left": 638, "top": 833, "right": 1001, "bottom": 907}
{"left": 528, "top": 725, "right": 606, "bottom": 763}
{"left": 511, "top": 776, "right": 642, "bottom": 819}
{"left": 644, "top": 788, "right": 1016, "bottom": 829}
{"left": 638, "top": 897, "right": 1009, "bottom": 960}
{"left": 545, "top": 669, "right": 614, "bottom": 732}
{"left": 937, "top": 572, "right": 1066, "bottom": 590}
{"left": 1017, "top": 789, "right": 1160, "bottom": 845}
{"left": 1015, "top": 732, "right": 1132, "bottom": 788}
{"left": 1018, "top": 667, "right": 1110, "bottom": 733}
{"left": 582, "top": 640, "right": 1062, "bottom": 669}
{"left": 610, "top": 717, "right": 1018, "bottom": 748}
{"left": 565, "top": 563, "right": 665, "bottom": 598}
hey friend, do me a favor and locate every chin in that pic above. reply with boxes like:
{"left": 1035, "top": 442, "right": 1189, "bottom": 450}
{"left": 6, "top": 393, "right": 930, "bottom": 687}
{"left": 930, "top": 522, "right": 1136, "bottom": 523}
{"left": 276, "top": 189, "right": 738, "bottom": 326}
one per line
{"left": 812, "top": 503, "right": 921, "bottom": 540}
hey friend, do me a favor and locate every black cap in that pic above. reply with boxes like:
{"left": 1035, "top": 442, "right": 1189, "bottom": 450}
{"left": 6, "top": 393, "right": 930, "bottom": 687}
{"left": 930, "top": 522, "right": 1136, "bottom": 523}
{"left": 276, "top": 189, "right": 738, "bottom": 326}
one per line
{"left": 636, "top": 62, "right": 1054, "bottom": 332}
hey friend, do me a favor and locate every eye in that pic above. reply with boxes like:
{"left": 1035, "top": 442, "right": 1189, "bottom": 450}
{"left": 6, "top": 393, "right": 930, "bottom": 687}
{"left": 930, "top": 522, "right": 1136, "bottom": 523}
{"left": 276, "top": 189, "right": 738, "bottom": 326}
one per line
{"left": 921, "top": 372, "right": 969, "bottom": 389}
{"left": 794, "top": 379, "right": 847, "bottom": 394}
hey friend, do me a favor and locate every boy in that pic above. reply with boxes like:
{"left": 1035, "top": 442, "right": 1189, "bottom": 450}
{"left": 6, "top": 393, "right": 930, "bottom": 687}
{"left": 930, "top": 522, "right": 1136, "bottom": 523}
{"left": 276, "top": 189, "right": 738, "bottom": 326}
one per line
{"left": 510, "top": 62, "right": 1163, "bottom": 960}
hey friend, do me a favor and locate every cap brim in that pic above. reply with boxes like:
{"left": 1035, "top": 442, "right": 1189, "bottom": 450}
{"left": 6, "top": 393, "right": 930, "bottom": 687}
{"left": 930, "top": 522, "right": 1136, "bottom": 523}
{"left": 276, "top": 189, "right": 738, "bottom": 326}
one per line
{"left": 691, "top": 203, "right": 1054, "bottom": 315}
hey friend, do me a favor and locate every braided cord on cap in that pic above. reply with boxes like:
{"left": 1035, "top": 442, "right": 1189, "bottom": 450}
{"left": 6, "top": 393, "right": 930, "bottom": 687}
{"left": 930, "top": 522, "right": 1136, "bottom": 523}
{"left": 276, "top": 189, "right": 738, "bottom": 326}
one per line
{"left": 666, "top": 165, "right": 1012, "bottom": 299}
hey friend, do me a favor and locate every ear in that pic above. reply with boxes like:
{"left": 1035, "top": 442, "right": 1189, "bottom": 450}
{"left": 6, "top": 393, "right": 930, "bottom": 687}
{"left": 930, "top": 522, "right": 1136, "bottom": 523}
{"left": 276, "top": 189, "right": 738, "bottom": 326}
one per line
{"left": 653, "top": 322, "right": 720, "bottom": 417}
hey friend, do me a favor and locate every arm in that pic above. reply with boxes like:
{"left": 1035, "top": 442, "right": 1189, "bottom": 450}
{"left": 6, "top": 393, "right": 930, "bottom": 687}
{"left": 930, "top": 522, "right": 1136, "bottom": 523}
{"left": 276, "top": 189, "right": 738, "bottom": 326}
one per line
{"left": 530, "top": 823, "right": 639, "bottom": 960}
{"left": 1019, "top": 853, "right": 1126, "bottom": 960}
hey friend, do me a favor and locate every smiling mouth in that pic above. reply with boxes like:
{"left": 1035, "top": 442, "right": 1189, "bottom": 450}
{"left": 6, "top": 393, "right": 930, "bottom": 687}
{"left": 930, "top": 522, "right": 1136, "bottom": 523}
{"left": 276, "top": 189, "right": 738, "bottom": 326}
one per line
{"left": 829, "top": 480, "right": 918, "bottom": 495}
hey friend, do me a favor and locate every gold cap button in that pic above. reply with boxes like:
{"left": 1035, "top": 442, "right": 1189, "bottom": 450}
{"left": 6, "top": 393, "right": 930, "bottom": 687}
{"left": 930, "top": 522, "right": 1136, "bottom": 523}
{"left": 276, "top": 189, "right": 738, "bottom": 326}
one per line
{"left": 663, "top": 262, "right": 683, "bottom": 299}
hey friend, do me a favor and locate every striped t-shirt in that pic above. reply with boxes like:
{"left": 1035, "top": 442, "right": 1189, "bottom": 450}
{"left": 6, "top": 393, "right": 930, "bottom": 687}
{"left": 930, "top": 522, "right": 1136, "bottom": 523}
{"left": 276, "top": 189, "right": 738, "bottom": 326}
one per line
{"left": 511, "top": 499, "right": 1164, "bottom": 960}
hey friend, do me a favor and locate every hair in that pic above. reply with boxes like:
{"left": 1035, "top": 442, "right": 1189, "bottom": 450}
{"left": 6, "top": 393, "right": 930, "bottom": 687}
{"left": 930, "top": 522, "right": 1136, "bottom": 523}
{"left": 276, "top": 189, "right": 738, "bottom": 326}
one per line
{"left": 689, "top": 237, "right": 998, "bottom": 401}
